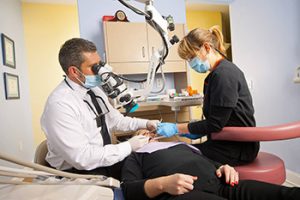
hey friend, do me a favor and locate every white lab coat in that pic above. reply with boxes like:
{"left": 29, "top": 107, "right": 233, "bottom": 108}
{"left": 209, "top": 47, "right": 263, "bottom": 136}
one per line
{"left": 41, "top": 77, "right": 148, "bottom": 170}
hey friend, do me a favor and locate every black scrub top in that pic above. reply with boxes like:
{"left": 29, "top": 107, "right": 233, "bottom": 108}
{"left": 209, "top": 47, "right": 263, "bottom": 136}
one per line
{"left": 188, "top": 59, "right": 259, "bottom": 165}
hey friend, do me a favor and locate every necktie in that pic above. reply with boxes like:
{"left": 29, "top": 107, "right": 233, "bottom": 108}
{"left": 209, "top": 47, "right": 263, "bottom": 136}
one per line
{"left": 87, "top": 90, "right": 111, "bottom": 145}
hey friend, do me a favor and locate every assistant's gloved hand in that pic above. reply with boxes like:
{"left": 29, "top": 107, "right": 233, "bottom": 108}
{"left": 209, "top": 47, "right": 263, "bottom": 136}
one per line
{"left": 128, "top": 135, "right": 149, "bottom": 152}
{"left": 146, "top": 120, "right": 160, "bottom": 132}
{"left": 157, "top": 123, "right": 178, "bottom": 137}
{"left": 180, "top": 133, "right": 201, "bottom": 139}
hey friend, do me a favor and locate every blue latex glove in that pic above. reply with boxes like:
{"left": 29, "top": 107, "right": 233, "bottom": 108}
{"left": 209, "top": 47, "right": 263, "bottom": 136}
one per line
{"left": 180, "top": 133, "right": 202, "bottom": 139}
{"left": 157, "top": 123, "right": 178, "bottom": 137}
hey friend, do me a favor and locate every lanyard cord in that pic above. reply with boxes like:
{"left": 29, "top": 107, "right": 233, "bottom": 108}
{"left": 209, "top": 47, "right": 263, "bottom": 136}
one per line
{"left": 63, "top": 76, "right": 111, "bottom": 144}
{"left": 64, "top": 76, "right": 100, "bottom": 119}
{"left": 83, "top": 100, "right": 99, "bottom": 119}
{"left": 64, "top": 76, "right": 109, "bottom": 119}
{"left": 93, "top": 94, "right": 109, "bottom": 112}
{"left": 64, "top": 76, "right": 74, "bottom": 90}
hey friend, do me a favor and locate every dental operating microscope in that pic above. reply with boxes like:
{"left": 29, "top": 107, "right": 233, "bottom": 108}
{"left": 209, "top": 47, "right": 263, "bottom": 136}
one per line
{"left": 92, "top": 0, "right": 179, "bottom": 115}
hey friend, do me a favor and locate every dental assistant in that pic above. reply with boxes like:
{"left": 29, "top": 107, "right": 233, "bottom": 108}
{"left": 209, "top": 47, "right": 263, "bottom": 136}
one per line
{"left": 41, "top": 38, "right": 157, "bottom": 179}
{"left": 157, "top": 26, "right": 259, "bottom": 166}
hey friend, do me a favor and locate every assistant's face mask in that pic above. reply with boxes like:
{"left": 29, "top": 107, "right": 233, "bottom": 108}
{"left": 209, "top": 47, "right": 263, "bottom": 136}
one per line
{"left": 188, "top": 57, "right": 210, "bottom": 73}
{"left": 76, "top": 69, "right": 102, "bottom": 89}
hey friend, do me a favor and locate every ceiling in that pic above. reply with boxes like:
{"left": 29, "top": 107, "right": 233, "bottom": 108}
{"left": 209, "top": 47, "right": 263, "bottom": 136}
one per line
{"left": 21, "top": 0, "right": 76, "bottom": 4}
{"left": 21, "top": 0, "right": 229, "bottom": 14}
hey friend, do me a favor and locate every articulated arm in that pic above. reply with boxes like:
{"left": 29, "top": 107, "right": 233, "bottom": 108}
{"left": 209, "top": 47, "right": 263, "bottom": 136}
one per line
{"left": 94, "top": 0, "right": 179, "bottom": 114}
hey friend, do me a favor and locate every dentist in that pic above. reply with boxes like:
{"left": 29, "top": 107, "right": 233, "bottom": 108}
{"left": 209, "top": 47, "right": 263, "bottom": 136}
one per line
{"left": 41, "top": 38, "right": 158, "bottom": 179}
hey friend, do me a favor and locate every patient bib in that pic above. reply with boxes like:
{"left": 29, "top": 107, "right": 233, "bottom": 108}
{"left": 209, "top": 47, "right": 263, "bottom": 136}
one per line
{"left": 136, "top": 141, "right": 201, "bottom": 154}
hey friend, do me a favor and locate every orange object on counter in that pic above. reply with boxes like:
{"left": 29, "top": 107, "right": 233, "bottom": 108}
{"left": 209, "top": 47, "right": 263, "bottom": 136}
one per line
{"left": 187, "top": 86, "right": 193, "bottom": 96}
{"left": 192, "top": 89, "right": 198, "bottom": 95}
{"left": 186, "top": 86, "right": 198, "bottom": 96}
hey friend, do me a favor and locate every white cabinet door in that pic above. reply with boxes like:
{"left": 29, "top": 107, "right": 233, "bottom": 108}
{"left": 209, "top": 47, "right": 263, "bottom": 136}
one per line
{"left": 104, "top": 22, "right": 149, "bottom": 63}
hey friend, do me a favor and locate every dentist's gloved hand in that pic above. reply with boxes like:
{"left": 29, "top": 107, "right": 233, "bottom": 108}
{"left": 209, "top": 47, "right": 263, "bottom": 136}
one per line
{"left": 157, "top": 123, "right": 178, "bottom": 137}
{"left": 128, "top": 135, "right": 149, "bottom": 152}
{"left": 146, "top": 120, "right": 160, "bottom": 132}
{"left": 180, "top": 133, "right": 202, "bottom": 139}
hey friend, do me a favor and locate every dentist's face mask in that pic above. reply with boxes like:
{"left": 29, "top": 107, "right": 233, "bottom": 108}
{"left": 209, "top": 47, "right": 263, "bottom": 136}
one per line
{"left": 76, "top": 68, "right": 101, "bottom": 89}
{"left": 188, "top": 57, "right": 210, "bottom": 73}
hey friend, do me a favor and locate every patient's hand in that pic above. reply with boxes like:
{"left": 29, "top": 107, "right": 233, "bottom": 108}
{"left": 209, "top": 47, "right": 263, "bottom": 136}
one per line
{"left": 216, "top": 164, "right": 239, "bottom": 186}
{"left": 144, "top": 173, "right": 197, "bottom": 198}
{"left": 161, "top": 173, "right": 198, "bottom": 195}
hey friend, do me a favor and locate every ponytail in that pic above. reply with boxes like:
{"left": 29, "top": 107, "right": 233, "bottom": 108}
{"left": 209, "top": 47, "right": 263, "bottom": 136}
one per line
{"left": 209, "top": 25, "right": 227, "bottom": 56}
{"left": 178, "top": 25, "right": 227, "bottom": 60}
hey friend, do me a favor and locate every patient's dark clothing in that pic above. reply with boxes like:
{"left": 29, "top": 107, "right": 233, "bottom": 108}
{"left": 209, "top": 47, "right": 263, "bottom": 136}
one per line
{"left": 121, "top": 144, "right": 299, "bottom": 200}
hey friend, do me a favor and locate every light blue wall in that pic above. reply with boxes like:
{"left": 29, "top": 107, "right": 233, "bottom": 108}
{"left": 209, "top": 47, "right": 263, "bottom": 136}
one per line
{"left": 0, "top": 0, "right": 34, "bottom": 165}
{"left": 77, "top": 0, "right": 186, "bottom": 58}
{"left": 230, "top": 0, "right": 300, "bottom": 173}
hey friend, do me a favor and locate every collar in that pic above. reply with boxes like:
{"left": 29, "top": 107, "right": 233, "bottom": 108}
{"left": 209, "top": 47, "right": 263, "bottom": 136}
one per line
{"left": 211, "top": 57, "right": 224, "bottom": 71}
{"left": 64, "top": 76, "right": 89, "bottom": 99}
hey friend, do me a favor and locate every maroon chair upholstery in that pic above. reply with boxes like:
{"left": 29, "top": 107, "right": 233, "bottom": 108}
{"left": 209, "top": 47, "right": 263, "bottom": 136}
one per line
{"left": 210, "top": 121, "right": 300, "bottom": 185}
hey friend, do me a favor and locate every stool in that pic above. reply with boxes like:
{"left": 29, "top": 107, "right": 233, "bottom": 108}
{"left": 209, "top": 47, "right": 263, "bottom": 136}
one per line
{"left": 235, "top": 152, "right": 286, "bottom": 185}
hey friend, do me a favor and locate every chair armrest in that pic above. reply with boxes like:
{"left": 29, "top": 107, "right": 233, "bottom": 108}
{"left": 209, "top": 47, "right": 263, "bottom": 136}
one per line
{"left": 211, "top": 121, "right": 300, "bottom": 142}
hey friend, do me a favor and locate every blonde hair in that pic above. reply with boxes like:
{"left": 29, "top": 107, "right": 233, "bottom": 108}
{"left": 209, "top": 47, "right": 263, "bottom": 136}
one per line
{"left": 178, "top": 25, "right": 226, "bottom": 60}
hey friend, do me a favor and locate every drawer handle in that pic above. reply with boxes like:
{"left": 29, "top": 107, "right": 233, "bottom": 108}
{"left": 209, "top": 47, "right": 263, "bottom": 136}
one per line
{"left": 142, "top": 47, "right": 145, "bottom": 58}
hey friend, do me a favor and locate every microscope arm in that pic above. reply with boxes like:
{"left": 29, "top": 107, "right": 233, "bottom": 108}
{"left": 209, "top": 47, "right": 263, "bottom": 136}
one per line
{"left": 94, "top": 0, "right": 179, "bottom": 114}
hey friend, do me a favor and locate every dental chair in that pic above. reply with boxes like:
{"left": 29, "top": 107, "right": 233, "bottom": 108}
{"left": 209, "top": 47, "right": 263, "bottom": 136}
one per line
{"left": 33, "top": 140, "right": 124, "bottom": 200}
{"left": 210, "top": 121, "right": 300, "bottom": 185}
{"left": 34, "top": 140, "right": 50, "bottom": 166}
{"left": 0, "top": 140, "right": 122, "bottom": 200}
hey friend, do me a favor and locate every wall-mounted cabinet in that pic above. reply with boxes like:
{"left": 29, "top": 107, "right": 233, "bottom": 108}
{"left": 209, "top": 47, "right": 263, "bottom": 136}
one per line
{"left": 103, "top": 21, "right": 192, "bottom": 123}
{"left": 103, "top": 21, "right": 186, "bottom": 74}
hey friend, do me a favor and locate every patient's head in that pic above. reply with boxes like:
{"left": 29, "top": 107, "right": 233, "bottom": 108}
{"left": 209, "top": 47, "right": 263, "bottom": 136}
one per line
{"left": 135, "top": 129, "right": 189, "bottom": 143}
{"left": 135, "top": 129, "right": 158, "bottom": 142}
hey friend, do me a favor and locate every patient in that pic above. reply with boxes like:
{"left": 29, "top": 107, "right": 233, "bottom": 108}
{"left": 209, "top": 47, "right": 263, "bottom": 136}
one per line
{"left": 121, "top": 132, "right": 299, "bottom": 200}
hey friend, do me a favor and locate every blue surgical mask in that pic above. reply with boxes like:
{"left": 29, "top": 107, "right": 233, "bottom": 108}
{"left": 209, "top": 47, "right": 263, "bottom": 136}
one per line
{"left": 188, "top": 57, "right": 210, "bottom": 73}
{"left": 83, "top": 75, "right": 102, "bottom": 89}
{"left": 76, "top": 69, "right": 102, "bottom": 89}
